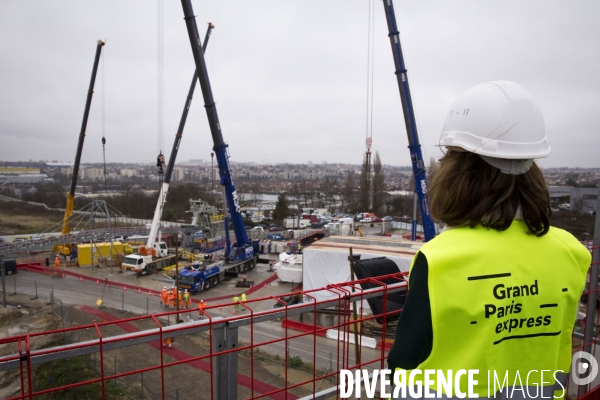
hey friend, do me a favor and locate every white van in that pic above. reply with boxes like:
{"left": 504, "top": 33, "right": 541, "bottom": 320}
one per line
{"left": 337, "top": 218, "right": 354, "bottom": 226}
{"left": 283, "top": 218, "right": 311, "bottom": 229}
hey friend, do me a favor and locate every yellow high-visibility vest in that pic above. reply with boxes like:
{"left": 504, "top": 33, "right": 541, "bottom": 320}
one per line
{"left": 400, "top": 220, "right": 589, "bottom": 398}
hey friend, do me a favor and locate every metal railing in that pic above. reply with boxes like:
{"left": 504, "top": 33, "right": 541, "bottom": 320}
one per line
{"left": 0, "top": 241, "right": 598, "bottom": 400}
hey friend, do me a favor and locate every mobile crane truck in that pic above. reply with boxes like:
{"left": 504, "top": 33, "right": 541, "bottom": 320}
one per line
{"left": 382, "top": 0, "right": 436, "bottom": 241}
{"left": 53, "top": 40, "right": 105, "bottom": 258}
{"left": 122, "top": 23, "right": 214, "bottom": 274}
{"left": 177, "top": 1, "right": 260, "bottom": 291}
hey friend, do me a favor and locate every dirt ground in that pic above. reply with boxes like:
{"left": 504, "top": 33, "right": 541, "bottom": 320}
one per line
{"left": 0, "top": 294, "right": 63, "bottom": 398}
{"left": 0, "top": 294, "right": 330, "bottom": 399}
{"left": 0, "top": 212, "right": 63, "bottom": 236}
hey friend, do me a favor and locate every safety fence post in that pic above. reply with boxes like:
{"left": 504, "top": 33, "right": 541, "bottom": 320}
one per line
{"left": 121, "top": 291, "right": 124, "bottom": 312}
{"left": 176, "top": 388, "right": 179, "bottom": 400}
{"left": 31, "top": 281, "right": 38, "bottom": 300}
{"left": 211, "top": 324, "right": 227, "bottom": 399}
{"left": 580, "top": 188, "right": 600, "bottom": 397}
{"left": 146, "top": 297, "right": 149, "bottom": 315}
{"left": 1, "top": 260, "right": 5, "bottom": 308}
{"left": 225, "top": 324, "right": 239, "bottom": 400}
{"left": 141, "top": 371, "right": 144, "bottom": 400}
{"left": 114, "top": 355, "right": 117, "bottom": 386}
{"left": 49, "top": 288, "right": 54, "bottom": 313}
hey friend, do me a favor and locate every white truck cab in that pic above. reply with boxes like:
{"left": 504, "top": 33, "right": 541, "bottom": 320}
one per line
{"left": 122, "top": 241, "right": 169, "bottom": 273}
{"left": 151, "top": 241, "right": 169, "bottom": 257}
{"left": 122, "top": 254, "right": 152, "bottom": 273}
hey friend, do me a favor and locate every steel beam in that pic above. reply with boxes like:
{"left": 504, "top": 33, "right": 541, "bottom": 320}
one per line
{"left": 225, "top": 323, "right": 239, "bottom": 399}
{"left": 211, "top": 324, "right": 227, "bottom": 399}
{"left": 0, "top": 318, "right": 225, "bottom": 372}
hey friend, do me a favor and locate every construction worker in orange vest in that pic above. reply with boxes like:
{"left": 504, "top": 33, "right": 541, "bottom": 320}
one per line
{"left": 183, "top": 290, "right": 190, "bottom": 309}
{"left": 167, "top": 290, "right": 175, "bottom": 310}
{"left": 54, "top": 255, "right": 60, "bottom": 269}
{"left": 177, "top": 290, "right": 183, "bottom": 310}
{"left": 160, "top": 286, "right": 168, "bottom": 307}
{"left": 198, "top": 299, "right": 206, "bottom": 320}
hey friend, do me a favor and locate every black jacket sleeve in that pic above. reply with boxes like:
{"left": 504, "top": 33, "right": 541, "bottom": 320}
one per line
{"left": 387, "top": 252, "right": 432, "bottom": 371}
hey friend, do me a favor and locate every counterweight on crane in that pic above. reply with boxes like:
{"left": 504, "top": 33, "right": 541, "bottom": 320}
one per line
{"left": 381, "top": 0, "right": 436, "bottom": 241}
{"left": 122, "top": 24, "right": 214, "bottom": 274}
{"left": 54, "top": 40, "right": 105, "bottom": 257}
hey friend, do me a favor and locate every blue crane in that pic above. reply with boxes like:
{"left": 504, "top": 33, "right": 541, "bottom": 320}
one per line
{"left": 381, "top": 0, "right": 436, "bottom": 241}
{"left": 180, "top": 0, "right": 255, "bottom": 263}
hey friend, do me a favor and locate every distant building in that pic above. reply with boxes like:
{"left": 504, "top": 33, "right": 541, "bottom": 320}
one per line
{"left": 86, "top": 168, "right": 104, "bottom": 181}
{"left": 120, "top": 168, "right": 138, "bottom": 178}
{"left": 548, "top": 186, "right": 573, "bottom": 199}
{"left": 570, "top": 187, "right": 599, "bottom": 214}
{"left": 0, "top": 174, "right": 49, "bottom": 184}
{"left": 0, "top": 167, "right": 40, "bottom": 175}
{"left": 173, "top": 168, "right": 185, "bottom": 181}
{"left": 45, "top": 162, "right": 74, "bottom": 167}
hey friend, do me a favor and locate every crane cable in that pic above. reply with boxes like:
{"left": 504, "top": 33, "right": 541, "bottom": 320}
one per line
{"left": 101, "top": 43, "right": 108, "bottom": 193}
{"left": 365, "top": 0, "right": 376, "bottom": 144}
{"left": 157, "top": 0, "right": 165, "bottom": 157}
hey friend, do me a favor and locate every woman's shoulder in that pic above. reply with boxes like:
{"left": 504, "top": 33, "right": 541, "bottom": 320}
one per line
{"left": 547, "top": 226, "right": 592, "bottom": 264}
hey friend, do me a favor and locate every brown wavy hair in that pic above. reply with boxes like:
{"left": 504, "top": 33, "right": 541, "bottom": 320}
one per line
{"left": 428, "top": 150, "right": 551, "bottom": 236}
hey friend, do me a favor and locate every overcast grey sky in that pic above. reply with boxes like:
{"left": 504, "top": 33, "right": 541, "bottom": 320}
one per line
{"left": 0, "top": 1, "right": 598, "bottom": 168}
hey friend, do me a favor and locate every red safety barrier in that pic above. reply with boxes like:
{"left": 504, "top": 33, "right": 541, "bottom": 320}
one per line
{"left": 281, "top": 319, "right": 327, "bottom": 337}
{"left": 2, "top": 243, "right": 598, "bottom": 400}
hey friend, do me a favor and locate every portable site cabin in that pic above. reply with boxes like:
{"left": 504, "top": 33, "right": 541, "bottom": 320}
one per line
{"left": 77, "top": 242, "right": 125, "bottom": 266}
{"left": 302, "top": 236, "right": 423, "bottom": 303}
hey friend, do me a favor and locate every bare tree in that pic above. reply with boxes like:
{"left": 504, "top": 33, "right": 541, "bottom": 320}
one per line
{"left": 371, "top": 152, "right": 385, "bottom": 214}
{"left": 359, "top": 153, "right": 371, "bottom": 211}
{"left": 342, "top": 170, "right": 357, "bottom": 213}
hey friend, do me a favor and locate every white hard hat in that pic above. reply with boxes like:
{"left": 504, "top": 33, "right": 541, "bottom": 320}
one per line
{"left": 163, "top": 286, "right": 166, "bottom": 289}
{"left": 439, "top": 81, "right": 549, "bottom": 174}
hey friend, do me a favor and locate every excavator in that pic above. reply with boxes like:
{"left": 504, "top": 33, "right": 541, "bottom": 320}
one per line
{"left": 53, "top": 40, "right": 105, "bottom": 258}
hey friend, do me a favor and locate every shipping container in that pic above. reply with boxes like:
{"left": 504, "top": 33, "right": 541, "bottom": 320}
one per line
{"left": 77, "top": 242, "right": 126, "bottom": 266}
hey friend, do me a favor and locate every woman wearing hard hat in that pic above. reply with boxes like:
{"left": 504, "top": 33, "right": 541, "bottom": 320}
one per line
{"left": 388, "top": 81, "right": 590, "bottom": 398}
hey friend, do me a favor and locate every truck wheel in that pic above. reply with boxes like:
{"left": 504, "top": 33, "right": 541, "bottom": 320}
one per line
{"left": 203, "top": 280, "right": 211, "bottom": 291}
{"left": 242, "top": 263, "right": 248, "bottom": 272}
{"left": 210, "top": 277, "right": 218, "bottom": 287}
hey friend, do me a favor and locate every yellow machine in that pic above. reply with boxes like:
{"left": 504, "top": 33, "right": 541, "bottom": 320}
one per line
{"left": 77, "top": 242, "right": 125, "bottom": 266}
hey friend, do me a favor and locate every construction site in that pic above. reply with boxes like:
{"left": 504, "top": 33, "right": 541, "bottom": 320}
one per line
{"left": 1, "top": 1, "right": 600, "bottom": 400}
